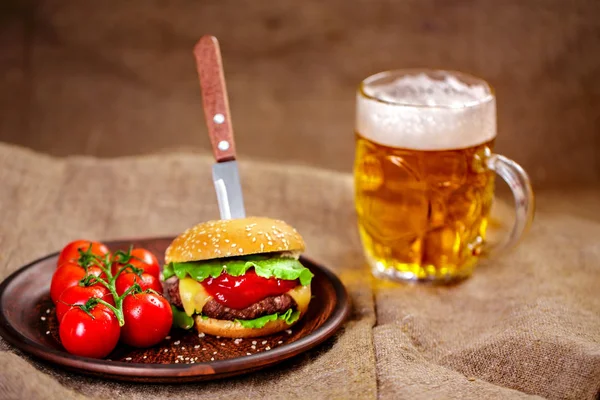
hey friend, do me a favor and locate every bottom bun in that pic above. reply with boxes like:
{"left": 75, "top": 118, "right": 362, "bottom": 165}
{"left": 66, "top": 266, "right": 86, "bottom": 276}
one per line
{"left": 193, "top": 286, "right": 311, "bottom": 338}
{"left": 194, "top": 316, "right": 299, "bottom": 338}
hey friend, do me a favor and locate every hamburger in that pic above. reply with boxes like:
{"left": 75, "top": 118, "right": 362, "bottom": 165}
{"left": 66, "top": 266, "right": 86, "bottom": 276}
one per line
{"left": 161, "top": 217, "right": 313, "bottom": 338}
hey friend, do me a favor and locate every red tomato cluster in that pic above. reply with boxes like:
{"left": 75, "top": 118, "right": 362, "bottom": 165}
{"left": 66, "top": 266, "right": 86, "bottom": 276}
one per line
{"left": 52, "top": 240, "right": 172, "bottom": 359}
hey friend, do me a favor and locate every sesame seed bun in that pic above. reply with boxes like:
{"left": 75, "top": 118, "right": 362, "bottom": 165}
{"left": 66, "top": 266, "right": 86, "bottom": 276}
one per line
{"left": 192, "top": 288, "right": 310, "bottom": 338}
{"left": 165, "top": 217, "right": 305, "bottom": 263}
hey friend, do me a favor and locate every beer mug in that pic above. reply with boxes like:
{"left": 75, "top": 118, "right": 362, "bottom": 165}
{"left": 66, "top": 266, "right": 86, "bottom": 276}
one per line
{"left": 354, "top": 69, "right": 534, "bottom": 282}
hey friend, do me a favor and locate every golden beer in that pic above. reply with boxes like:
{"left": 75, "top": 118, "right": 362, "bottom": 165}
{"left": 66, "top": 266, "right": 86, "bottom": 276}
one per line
{"left": 354, "top": 135, "right": 495, "bottom": 280}
{"left": 355, "top": 70, "right": 502, "bottom": 281}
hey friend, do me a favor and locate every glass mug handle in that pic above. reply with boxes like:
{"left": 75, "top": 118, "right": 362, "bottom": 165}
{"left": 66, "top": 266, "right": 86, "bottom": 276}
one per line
{"left": 486, "top": 153, "right": 535, "bottom": 254}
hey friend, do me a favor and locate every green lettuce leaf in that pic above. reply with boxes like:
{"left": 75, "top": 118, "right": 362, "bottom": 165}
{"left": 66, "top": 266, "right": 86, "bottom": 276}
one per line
{"left": 162, "top": 256, "right": 313, "bottom": 286}
{"left": 162, "top": 262, "right": 174, "bottom": 280}
{"left": 235, "top": 309, "right": 301, "bottom": 329}
{"left": 171, "top": 305, "right": 194, "bottom": 330}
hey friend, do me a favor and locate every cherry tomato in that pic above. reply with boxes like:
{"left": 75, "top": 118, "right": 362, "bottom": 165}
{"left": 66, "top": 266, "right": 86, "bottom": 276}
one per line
{"left": 57, "top": 240, "right": 110, "bottom": 268}
{"left": 111, "top": 248, "right": 160, "bottom": 279}
{"left": 121, "top": 293, "right": 172, "bottom": 347}
{"left": 59, "top": 304, "right": 120, "bottom": 358}
{"left": 56, "top": 284, "right": 114, "bottom": 322}
{"left": 115, "top": 271, "right": 162, "bottom": 296}
{"left": 50, "top": 262, "right": 106, "bottom": 304}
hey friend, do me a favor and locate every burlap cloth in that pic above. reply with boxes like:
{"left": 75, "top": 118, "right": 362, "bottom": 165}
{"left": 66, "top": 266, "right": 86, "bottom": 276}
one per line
{"left": 0, "top": 143, "right": 598, "bottom": 399}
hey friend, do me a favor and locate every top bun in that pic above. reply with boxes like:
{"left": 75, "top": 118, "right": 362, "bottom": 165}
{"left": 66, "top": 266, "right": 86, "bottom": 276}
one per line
{"left": 165, "top": 217, "right": 305, "bottom": 263}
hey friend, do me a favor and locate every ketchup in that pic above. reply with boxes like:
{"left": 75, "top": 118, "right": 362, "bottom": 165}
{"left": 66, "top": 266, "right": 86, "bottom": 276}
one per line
{"left": 201, "top": 269, "right": 298, "bottom": 309}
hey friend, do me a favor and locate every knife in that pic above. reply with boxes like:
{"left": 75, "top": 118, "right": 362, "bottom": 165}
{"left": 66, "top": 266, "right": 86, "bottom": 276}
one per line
{"left": 194, "top": 35, "right": 246, "bottom": 220}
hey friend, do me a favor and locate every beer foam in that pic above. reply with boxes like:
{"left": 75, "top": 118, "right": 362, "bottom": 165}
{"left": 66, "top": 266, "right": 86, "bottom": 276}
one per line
{"left": 356, "top": 72, "right": 496, "bottom": 150}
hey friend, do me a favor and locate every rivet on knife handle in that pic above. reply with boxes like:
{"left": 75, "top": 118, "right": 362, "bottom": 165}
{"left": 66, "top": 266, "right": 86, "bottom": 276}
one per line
{"left": 194, "top": 35, "right": 236, "bottom": 163}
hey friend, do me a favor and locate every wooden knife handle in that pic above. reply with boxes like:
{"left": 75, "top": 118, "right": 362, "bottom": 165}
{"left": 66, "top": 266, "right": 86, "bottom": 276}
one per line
{"left": 194, "top": 35, "right": 236, "bottom": 162}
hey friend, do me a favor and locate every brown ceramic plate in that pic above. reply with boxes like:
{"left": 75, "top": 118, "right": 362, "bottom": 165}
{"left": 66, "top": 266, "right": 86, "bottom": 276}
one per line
{"left": 0, "top": 237, "right": 350, "bottom": 382}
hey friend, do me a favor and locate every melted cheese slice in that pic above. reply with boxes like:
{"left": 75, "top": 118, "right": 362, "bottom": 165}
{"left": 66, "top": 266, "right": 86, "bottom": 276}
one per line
{"left": 178, "top": 277, "right": 213, "bottom": 317}
{"left": 287, "top": 285, "right": 311, "bottom": 308}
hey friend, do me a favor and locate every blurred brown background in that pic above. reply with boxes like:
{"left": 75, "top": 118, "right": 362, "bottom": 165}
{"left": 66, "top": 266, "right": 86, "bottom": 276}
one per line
{"left": 1, "top": 0, "right": 599, "bottom": 187}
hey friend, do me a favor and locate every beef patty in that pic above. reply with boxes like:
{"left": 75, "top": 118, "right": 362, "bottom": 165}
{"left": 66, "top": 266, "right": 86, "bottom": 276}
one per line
{"left": 162, "top": 277, "right": 297, "bottom": 321}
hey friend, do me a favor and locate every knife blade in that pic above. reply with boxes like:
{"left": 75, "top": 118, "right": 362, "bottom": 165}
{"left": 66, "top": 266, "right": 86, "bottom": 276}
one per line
{"left": 212, "top": 161, "right": 246, "bottom": 220}
{"left": 194, "top": 35, "right": 246, "bottom": 220}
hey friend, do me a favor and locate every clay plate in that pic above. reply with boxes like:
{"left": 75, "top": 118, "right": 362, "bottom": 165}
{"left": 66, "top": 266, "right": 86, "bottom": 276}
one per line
{"left": 0, "top": 237, "right": 350, "bottom": 382}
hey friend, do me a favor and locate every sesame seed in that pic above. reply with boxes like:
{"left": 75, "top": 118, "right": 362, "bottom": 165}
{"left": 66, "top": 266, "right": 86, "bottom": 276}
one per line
{"left": 238, "top": 248, "right": 243, "bottom": 253}
{"left": 198, "top": 333, "right": 205, "bottom": 338}
{"left": 46, "top": 309, "right": 51, "bottom": 314}
{"left": 195, "top": 357, "right": 199, "bottom": 360}
{"left": 208, "top": 234, "right": 212, "bottom": 238}
{"left": 260, "top": 244, "right": 264, "bottom": 251}
{"left": 268, "top": 241, "right": 273, "bottom": 245}
{"left": 202, "top": 348, "right": 207, "bottom": 351}
{"left": 213, "top": 351, "right": 217, "bottom": 355}
{"left": 234, "top": 338, "right": 243, "bottom": 344}
{"left": 181, "top": 347, "right": 185, "bottom": 350}
{"left": 203, "top": 242, "right": 207, "bottom": 246}
{"left": 251, "top": 345, "right": 256, "bottom": 350}
{"left": 185, "top": 357, "right": 189, "bottom": 360}
{"left": 40, "top": 316, "right": 46, "bottom": 321}
{"left": 231, "top": 243, "right": 237, "bottom": 248}
{"left": 178, "top": 355, "right": 184, "bottom": 359}
{"left": 252, "top": 340, "right": 257, "bottom": 344}
{"left": 174, "top": 340, "right": 180, "bottom": 345}
{"left": 278, "top": 340, "right": 283, "bottom": 344}
{"left": 225, "top": 239, "right": 230, "bottom": 243}
{"left": 45, "top": 331, "right": 50, "bottom": 335}
{"left": 252, "top": 237, "right": 256, "bottom": 242}
{"left": 175, "top": 360, "right": 179, "bottom": 363}
{"left": 221, "top": 343, "right": 225, "bottom": 346}
{"left": 266, "top": 346, "right": 271, "bottom": 351}
{"left": 143, "top": 356, "right": 147, "bottom": 359}
{"left": 165, "top": 336, "right": 171, "bottom": 340}
{"left": 211, "top": 357, "right": 215, "bottom": 361}
{"left": 125, "top": 357, "right": 132, "bottom": 361}
{"left": 190, "top": 360, "right": 195, "bottom": 364}
{"left": 216, "top": 336, "right": 221, "bottom": 338}
{"left": 246, "top": 352, "right": 251, "bottom": 356}
{"left": 164, "top": 349, "right": 168, "bottom": 353}
{"left": 262, "top": 340, "right": 267, "bottom": 345}
{"left": 286, "top": 329, "right": 292, "bottom": 334}
{"left": 194, "top": 345, "right": 200, "bottom": 349}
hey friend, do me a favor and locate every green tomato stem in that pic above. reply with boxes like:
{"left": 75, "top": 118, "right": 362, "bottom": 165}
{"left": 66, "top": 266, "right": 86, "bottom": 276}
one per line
{"left": 88, "top": 256, "right": 112, "bottom": 278}
{"left": 95, "top": 298, "right": 125, "bottom": 326}
{"left": 80, "top": 249, "right": 147, "bottom": 328}
{"left": 90, "top": 276, "right": 121, "bottom": 304}
{"left": 113, "top": 263, "right": 136, "bottom": 282}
